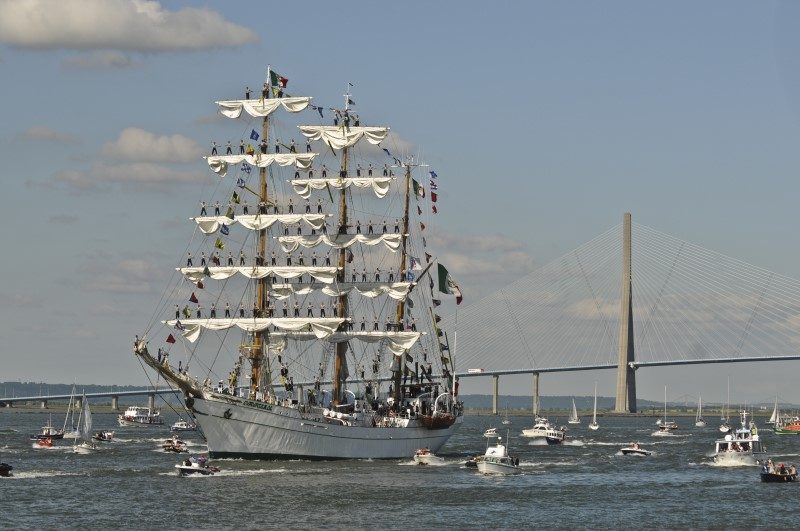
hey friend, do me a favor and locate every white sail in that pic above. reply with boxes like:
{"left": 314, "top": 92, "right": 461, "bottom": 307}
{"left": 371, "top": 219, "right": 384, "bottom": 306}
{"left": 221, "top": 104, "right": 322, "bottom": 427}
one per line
{"left": 568, "top": 398, "right": 579, "bottom": 424}
{"left": 270, "top": 281, "right": 412, "bottom": 301}
{"left": 291, "top": 177, "right": 394, "bottom": 199}
{"left": 299, "top": 125, "right": 388, "bottom": 150}
{"left": 165, "top": 317, "right": 346, "bottom": 343}
{"left": 179, "top": 265, "right": 338, "bottom": 284}
{"left": 768, "top": 396, "right": 778, "bottom": 424}
{"left": 194, "top": 214, "right": 327, "bottom": 234}
{"left": 206, "top": 152, "right": 316, "bottom": 177}
{"left": 270, "top": 330, "right": 422, "bottom": 354}
{"left": 278, "top": 233, "right": 402, "bottom": 253}
{"left": 216, "top": 97, "right": 311, "bottom": 118}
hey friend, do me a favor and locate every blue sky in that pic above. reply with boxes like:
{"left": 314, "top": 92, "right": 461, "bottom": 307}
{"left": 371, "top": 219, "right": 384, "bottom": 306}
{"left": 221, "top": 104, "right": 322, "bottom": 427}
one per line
{"left": 2, "top": 0, "right": 800, "bottom": 405}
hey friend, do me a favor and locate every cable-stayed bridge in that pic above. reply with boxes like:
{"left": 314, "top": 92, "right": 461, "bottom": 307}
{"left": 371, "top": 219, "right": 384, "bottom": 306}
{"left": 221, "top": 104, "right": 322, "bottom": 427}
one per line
{"left": 449, "top": 213, "right": 800, "bottom": 413}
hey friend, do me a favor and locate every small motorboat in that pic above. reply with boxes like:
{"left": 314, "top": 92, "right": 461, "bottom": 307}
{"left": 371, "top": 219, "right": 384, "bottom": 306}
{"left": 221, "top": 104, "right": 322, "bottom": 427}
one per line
{"left": 92, "top": 431, "right": 115, "bottom": 442}
{"left": 463, "top": 454, "right": 482, "bottom": 468}
{"left": 413, "top": 447, "right": 445, "bottom": 465}
{"left": 0, "top": 462, "right": 13, "bottom": 477}
{"left": 29, "top": 423, "right": 65, "bottom": 441}
{"left": 175, "top": 456, "right": 220, "bottom": 476}
{"left": 476, "top": 428, "right": 521, "bottom": 475}
{"left": 620, "top": 442, "right": 652, "bottom": 456}
{"left": 163, "top": 436, "right": 189, "bottom": 453}
{"left": 33, "top": 437, "right": 54, "bottom": 449}
{"left": 170, "top": 419, "right": 197, "bottom": 432}
{"left": 73, "top": 441, "right": 98, "bottom": 454}
{"left": 760, "top": 462, "right": 797, "bottom": 482}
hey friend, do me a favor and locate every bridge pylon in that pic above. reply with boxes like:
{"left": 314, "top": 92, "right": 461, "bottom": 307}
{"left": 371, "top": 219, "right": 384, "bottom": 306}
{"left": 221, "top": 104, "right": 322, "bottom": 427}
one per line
{"left": 615, "top": 212, "right": 637, "bottom": 413}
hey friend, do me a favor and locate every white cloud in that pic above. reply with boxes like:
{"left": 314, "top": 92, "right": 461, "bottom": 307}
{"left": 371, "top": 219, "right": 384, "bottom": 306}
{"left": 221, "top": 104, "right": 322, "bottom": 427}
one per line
{"left": 17, "top": 126, "right": 79, "bottom": 144}
{"left": 51, "top": 161, "right": 211, "bottom": 193}
{"left": 62, "top": 50, "right": 139, "bottom": 70}
{"left": 85, "top": 258, "right": 155, "bottom": 294}
{"left": 103, "top": 127, "right": 202, "bottom": 163}
{"left": 0, "top": 0, "right": 258, "bottom": 52}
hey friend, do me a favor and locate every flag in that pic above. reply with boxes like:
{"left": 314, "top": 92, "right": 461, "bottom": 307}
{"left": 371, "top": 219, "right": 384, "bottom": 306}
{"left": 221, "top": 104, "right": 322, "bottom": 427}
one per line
{"left": 420, "top": 222, "right": 426, "bottom": 231}
{"left": 429, "top": 170, "right": 438, "bottom": 178}
{"left": 215, "top": 238, "right": 225, "bottom": 250}
{"left": 182, "top": 305, "right": 191, "bottom": 318}
{"left": 270, "top": 70, "right": 289, "bottom": 88}
{"left": 241, "top": 163, "right": 251, "bottom": 175}
{"left": 437, "top": 263, "right": 463, "bottom": 304}
{"left": 432, "top": 205, "right": 438, "bottom": 214}
{"left": 196, "top": 280, "right": 204, "bottom": 289}
{"left": 439, "top": 342, "right": 449, "bottom": 352}
{"left": 382, "top": 148, "right": 392, "bottom": 157}
{"left": 431, "top": 192, "right": 438, "bottom": 203}
{"left": 203, "top": 266, "right": 211, "bottom": 276}
{"left": 272, "top": 86, "right": 284, "bottom": 98}
{"left": 166, "top": 334, "right": 176, "bottom": 344}
{"left": 225, "top": 207, "right": 235, "bottom": 219}
{"left": 417, "top": 205, "right": 422, "bottom": 216}
{"left": 220, "top": 224, "right": 230, "bottom": 236}
{"left": 346, "top": 249, "right": 354, "bottom": 263}
{"left": 236, "top": 178, "right": 246, "bottom": 189}
{"left": 231, "top": 191, "right": 240, "bottom": 204}
{"left": 423, "top": 237, "right": 427, "bottom": 247}
{"left": 425, "top": 252, "right": 432, "bottom": 263}
{"left": 412, "top": 179, "right": 425, "bottom": 198}
{"left": 189, "top": 292, "right": 199, "bottom": 303}
{"left": 250, "top": 129, "right": 259, "bottom": 141}
{"left": 409, "top": 256, "right": 423, "bottom": 271}
{"left": 434, "top": 314, "right": 441, "bottom": 323}
{"left": 175, "top": 320, "right": 185, "bottom": 331}
{"left": 406, "top": 270, "right": 416, "bottom": 281}
{"left": 347, "top": 98, "right": 355, "bottom": 105}
{"left": 429, "top": 180, "right": 438, "bottom": 190}
{"left": 433, "top": 299, "right": 441, "bottom": 307}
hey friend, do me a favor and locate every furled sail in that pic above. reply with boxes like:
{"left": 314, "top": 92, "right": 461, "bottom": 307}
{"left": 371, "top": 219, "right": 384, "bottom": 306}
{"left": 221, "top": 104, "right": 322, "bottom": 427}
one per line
{"left": 216, "top": 97, "right": 311, "bottom": 119}
{"left": 165, "top": 317, "right": 346, "bottom": 343}
{"left": 291, "top": 177, "right": 394, "bottom": 199}
{"left": 299, "top": 125, "right": 388, "bottom": 150}
{"left": 278, "top": 233, "right": 402, "bottom": 253}
{"left": 206, "top": 153, "right": 316, "bottom": 177}
{"left": 178, "top": 266, "right": 339, "bottom": 284}
{"left": 269, "top": 281, "right": 412, "bottom": 301}
{"left": 271, "top": 330, "right": 422, "bottom": 355}
{"left": 194, "top": 214, "right": 327, "bottom": 234}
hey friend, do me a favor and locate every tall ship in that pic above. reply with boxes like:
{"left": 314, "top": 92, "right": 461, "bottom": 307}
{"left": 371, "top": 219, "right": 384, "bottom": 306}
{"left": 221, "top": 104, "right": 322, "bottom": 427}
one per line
{"left": 133, "top": 68, "right": 464, "bottom": 459}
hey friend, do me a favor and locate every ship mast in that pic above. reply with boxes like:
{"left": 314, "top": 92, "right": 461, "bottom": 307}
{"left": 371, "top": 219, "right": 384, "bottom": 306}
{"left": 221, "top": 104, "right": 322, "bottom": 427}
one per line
{"left": 332, "top": 86, "right": 352, "bottom": 406}
{"left": 250, "top": 73, "right": 272, "bottom": 399}
{"left": 392, "top": 160, "right": 413, "bottom": 407}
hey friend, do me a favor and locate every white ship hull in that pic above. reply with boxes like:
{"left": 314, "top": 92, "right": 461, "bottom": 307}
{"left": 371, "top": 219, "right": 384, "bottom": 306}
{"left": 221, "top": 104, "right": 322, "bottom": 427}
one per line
{"left": 192, "top": 394, "right": 462, "bottom": 459}
{"left": 713, "top": 451, "right": 764, "bottom": 467}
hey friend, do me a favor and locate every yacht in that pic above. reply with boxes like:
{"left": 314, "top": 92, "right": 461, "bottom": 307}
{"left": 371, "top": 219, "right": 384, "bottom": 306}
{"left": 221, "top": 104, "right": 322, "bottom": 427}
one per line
{"left": 521, "top": 417, "right": 566, "bottom": 445}
{"left": 413, "top": 447, "right": 445, "bottom": 465}
{"left": 476, "top": 429, "right": 520, "bottom": 475}
{"left": 712, "top": 410, "right": 766, "bottom": 466}
{"left": 117, "top": 406, "right": 163, "bottom": 427}
{"left": 620, "top": 442, "right": 652, "bottom": 457}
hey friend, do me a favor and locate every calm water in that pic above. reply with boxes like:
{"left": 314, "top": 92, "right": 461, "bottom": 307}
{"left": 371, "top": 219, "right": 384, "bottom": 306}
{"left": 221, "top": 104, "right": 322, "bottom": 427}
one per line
{"left": 1, "top": 411, "right": 798, "bottom": 529}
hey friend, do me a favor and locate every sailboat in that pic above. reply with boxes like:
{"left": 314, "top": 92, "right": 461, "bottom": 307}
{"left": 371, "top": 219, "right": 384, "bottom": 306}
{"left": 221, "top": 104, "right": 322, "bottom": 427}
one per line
{"left": 568, "top": 398, "right": 580, "bottom": 424}
{"left": 719, "top": 377, "right": 731, "bottom": 433}
{"left": 62, "top": 386, "right": 80, "bottom": 439}
{"left": 588, "top": 383, "right": 599, "bottom": 431}
{"left": 767, "top": 396, "right": 778, "bottom": 426}
{"left": 652, "top": 386, "right": 677, "bottom": 436}
{"left": 133, "top": 68, "right": 463, "bottom": 459}
{"left": 501, "top": 406, "right": 512, "bottom": 426}
{"left": 695, "top": 395, "right": 706, "bottom": 428}
{"left": 73, "top": 394, "right": 97, "bottom": 454}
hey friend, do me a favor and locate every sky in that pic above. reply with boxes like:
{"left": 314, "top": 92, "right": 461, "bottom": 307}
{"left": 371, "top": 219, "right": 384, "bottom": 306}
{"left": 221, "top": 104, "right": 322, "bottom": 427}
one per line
{"left": 2, "top": 0, "right": 800, "bottom": 405}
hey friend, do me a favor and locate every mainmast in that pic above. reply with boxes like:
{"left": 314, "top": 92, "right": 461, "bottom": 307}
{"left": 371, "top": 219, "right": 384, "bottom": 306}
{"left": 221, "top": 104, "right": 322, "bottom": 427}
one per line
{"left": 392, "top": 161, "right": 413, "bottom": 407}
{"left": 332, "top": 86, "right": 352, "bottom": 406}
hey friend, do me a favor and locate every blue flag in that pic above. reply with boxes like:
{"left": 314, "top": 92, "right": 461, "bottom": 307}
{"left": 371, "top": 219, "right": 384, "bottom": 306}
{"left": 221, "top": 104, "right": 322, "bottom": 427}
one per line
{"left": 250, "top": 129, "right": 259, "bottom": 141}
{"left": 220, "top": 224, "right": 230, "bottom": 235}
{"left": 241, "top": 163, "right": 251, "bottom": 174}
{"left": 430, "top": 170, "right": 438, "bottom": 178}
{"left": 236, "top": 177, "right": 246, "bottom": 188}
{"left": 382, "top": 148, "right": 391, "bottom": 157}
{"left": 406, "top": 271, "right": 416, "bottom": 281}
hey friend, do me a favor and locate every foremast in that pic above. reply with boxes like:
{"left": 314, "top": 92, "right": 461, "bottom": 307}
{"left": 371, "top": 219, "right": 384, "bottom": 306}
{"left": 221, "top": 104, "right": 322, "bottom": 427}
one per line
{"left": 392, "top": 162, "right": 413, "bottom": 408}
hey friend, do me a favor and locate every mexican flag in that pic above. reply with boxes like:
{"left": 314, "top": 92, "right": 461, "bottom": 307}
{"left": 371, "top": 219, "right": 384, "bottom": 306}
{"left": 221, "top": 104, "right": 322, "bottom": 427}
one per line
{"left": 412, "top": 178, "right": 425, "bottom": 198}
{"left": 437, "top": 263, "right": 463, "bottom": 305}
{"left": 270, "top": 70, "right": 288, "bottom": 88}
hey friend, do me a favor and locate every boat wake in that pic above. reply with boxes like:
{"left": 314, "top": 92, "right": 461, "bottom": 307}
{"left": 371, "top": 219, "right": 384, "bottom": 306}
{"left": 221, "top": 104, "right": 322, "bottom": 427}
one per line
{"left": 563, "top": 439, "right": 585, "bottom": 447}
{"left": 6, "top": 470, "right": 87, "bottom": 479}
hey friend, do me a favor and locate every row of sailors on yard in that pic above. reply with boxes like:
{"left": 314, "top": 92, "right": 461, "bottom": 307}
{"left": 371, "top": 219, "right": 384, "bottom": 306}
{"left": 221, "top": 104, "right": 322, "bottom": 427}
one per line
{"left": 173, "top": 302, "right": 417, "bottom": 329}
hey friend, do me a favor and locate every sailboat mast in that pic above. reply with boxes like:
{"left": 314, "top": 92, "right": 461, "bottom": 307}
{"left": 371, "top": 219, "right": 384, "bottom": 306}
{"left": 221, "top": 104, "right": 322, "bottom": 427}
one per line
{"left": 391, "top": 163, "right": 412, "bottom": 406}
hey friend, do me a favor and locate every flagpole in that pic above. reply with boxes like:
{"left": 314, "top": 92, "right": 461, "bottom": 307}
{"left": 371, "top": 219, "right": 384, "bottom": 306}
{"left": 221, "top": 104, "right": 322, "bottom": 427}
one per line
{"left": 452, "top": 305, "right": 457, "bottom": 400}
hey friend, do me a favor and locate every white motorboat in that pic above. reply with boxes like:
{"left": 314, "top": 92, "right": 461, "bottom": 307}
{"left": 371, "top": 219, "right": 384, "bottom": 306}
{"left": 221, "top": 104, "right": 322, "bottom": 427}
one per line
{"left": 170, "top": 419, "right": 197, "bottom": 432}
{"left": 712, "top": 410, "right": 766, "bottom": 467}
{"left": 521, "top": 417, "right": 565, "bottom": 444}
{"left": 568, "top": 399, "right": 580, "bottom": 425}
{"left": 476, "top": 429, "right": 520, "bottom": 475}
{"left": 175, "top": 456, "right": 220, "bottom": 476}
{"left": 118, "top": 406, "right": 163, "bottom": 427}
{"left": 163, "top": 435, "right": 189, "bottom": 453}
{"left": 413, "top": 447, "right": 445, "bottom": 465}
{"left": 588, "top": 383, "right": 599, "bottom": 431}
{"left": 620, "top": 442, "right": 652, "bottom": 456}
{"left": 73, "top": 441, "right": 98, "bottom": 454}
{"left": 695, "top": 395, "right": 706, "bottom": 428}
{"left": 501, "top": 407, "right": 512, "bottom": 426}
{"left": 92, "top": 430, "right": 115, "bottom": 442}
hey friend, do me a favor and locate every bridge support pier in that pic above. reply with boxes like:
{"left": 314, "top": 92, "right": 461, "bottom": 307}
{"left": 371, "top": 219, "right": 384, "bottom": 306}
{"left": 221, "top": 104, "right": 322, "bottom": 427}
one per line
{"left": 111, "top": 396, "right": 119, "bottom": 411}
{"left": 40, "top": 400, "right": 48, "bottom": 409}
{"left": 532, "top": 372, "right": 540, "bottom": 417}
{"left": 492, "top": 375, "right": 499, "bottom": 415}
{"left": 148, "top": 394, "right": 155, "bottom": 410}
{"left": 615, "top": 212, "right": 637, "bottom": 413}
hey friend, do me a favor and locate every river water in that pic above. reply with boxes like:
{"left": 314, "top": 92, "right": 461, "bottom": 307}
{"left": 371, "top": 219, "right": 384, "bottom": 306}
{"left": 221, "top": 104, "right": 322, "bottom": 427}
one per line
{"left": 1, "top": 411, "right": 797, "bottom": 529}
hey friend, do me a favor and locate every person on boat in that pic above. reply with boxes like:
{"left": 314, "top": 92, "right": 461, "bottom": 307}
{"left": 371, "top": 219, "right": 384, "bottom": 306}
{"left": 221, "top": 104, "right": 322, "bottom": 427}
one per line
{"left": 779, "top": 463, "right": 787, "bottom": 475}
{"left": 767, "top": 459, "right": 774, "bottom": 473}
